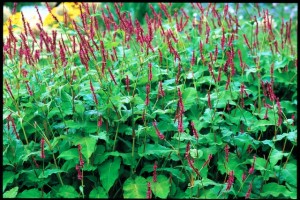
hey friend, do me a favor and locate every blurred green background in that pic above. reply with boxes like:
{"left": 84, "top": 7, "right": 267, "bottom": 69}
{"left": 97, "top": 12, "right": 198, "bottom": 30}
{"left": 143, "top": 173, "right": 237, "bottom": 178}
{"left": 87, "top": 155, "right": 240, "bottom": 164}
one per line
{"left": 4, "top": 3, "right": 298, "bottom": 25}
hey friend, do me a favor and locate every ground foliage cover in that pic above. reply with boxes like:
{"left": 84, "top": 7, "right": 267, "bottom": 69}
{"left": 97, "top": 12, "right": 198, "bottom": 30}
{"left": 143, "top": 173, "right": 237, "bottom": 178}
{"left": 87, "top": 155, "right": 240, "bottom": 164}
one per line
{"left": 3, "top": 2, "right": 297, "bottom": 199}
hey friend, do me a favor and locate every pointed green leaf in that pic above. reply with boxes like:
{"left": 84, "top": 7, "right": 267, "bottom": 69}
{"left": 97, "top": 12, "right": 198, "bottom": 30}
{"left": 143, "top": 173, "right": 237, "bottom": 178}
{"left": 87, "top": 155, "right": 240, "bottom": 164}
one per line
{"left": 3, "top": 171, "right": 15, "bottom": 192}
{"left": 147, "top": 175, "right": 171, "bottom": 198}
{"left": 89, "top": 186, "right": 108, "bottom": 198}
{"left": 281, "top": 163, "right": 297, "bottom": 186}
{"left": 38, "top": 169, "right": 65, "bottom": 178}
{"left": 182, "top": 87, "right": 197, "bottom": 111}
{"left": 56, "top": 185, "right": 80, "bottom": 198}
{"left": 3, "top": 187, "right": 18, "bottom": 198}
{"left": 123, "top": 176, "right": 147, "bottom": 198}
{"left": 17, "top": 188, "right": 40, "bottom": 198}
{"left": 98, "top": 157, "right": 121, "bottom": 193}
{"left": 261, "top": 182, "right": 292, "bottom": 197}
{"left": 157, "top": 168, "right": 186, "bottom": 182}
{"left": 72, "top": 136, "right": 97, "bottom": 163}
{"left": 138, "top": 144, "right": 174, "bottom": 157}
{"left": 269, "top": 149, "right": 288, "bottom": 167}
{"left": 58, "top": 148, "right": 79, "bottom": 161}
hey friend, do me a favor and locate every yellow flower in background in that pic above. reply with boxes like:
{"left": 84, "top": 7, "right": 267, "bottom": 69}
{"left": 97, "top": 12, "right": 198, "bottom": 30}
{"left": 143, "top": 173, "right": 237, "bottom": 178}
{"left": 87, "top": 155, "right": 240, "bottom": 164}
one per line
{"left": 43, "top": 2, "right": 82, "bottom": 29}
{"left": 3, "top": 12, "right": 23, "bottom": 37}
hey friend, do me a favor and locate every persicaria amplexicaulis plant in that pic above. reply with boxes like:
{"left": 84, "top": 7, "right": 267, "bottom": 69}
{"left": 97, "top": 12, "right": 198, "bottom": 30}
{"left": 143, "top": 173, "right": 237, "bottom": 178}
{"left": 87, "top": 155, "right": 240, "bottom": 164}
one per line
{"left": 3, "top": 2, "right": 297, "bottom": 199}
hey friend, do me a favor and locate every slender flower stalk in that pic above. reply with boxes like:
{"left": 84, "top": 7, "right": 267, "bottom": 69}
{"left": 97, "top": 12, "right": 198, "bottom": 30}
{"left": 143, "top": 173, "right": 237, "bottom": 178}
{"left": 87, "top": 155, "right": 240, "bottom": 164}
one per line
{"left": 145, "top": 84, "right": 150, "bottom": 106}
{"left": 202, "top": 154, "right": 213, "bottom": 168}
{"left": 148, "top": 63, "right": 152, "bottom": 81}
{"left": 35, "top": 5, "right": 43, "bottom": 26}
{"left": 32, "top": 156, "right": 39, "bottom": 168}
{"left": 276, "top": 97, "right": 282, "bottom": 126}
{"left": 90, "top": 80, "right": 98, "bottom": 105}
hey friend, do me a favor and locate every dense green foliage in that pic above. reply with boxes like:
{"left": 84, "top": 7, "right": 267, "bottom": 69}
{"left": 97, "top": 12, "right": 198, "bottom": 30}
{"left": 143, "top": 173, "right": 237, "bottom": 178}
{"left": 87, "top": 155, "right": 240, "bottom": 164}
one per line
{"left": 3, "top": 3, "right": 297, "bottom": 199}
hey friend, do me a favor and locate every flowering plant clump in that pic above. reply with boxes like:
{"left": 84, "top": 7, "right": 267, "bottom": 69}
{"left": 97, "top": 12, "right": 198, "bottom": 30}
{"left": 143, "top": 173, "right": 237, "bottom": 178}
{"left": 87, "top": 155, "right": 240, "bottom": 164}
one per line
{"left": 3, "top": 2, "right": 297, "bottom": 199}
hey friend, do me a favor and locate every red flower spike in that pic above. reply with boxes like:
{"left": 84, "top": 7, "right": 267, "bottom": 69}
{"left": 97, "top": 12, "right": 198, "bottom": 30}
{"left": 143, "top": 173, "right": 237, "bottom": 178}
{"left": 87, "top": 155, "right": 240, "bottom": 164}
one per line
{"left": 245, "top": 183, "right": 252, "bottom": 199}
{"left": 98, "top": 116, "right": 103, "bottom": 127}
{"left": 152, "top": 121, "right": 165, "bottom": 140}
{"left": 34, "top": 5, "right": 43, "bottom": 26}
{"left": 153, "top": 162, "right": 157, "bottom": 182}
{"left": 202, "top": 154, "right": 212, "bottom": 168}
{"left": 12, "top": 2, "right": 17, "bottom": 14}
{"left": 158, "top": 81, "right": 165, "bottom": 97}
{"left": 276, "top": 97, "right": 282, "bottom": 126}
{"left": 191, "top": 50, "right": 195, "bottom": 66}
{"left": 126, "top": 75, "right": 130, "bottom": 92}
{"left": 76, "top": 165, "right": 83, "bottom": 180}
{"left": 90, "top": 80, "right": 98, "bottom": 105}
{"left": 185, "top": 142, "right": 191, "bottom": 158}
{"left": 207, "top": 90, "right": 212, "bottom": 109}
{"left": 108, "top": 68, "right": 117, "bottom": 85}
{"left": 78, "top": 144, "right": 84, "bottom": 167}
{"left": 226, "top": 170, "right": 234, "bottom": 190}
{"left": 21, "top": 12, "right": 28, "bottom": 36}
{"left": 243, "top": 34, "right": 251, "bottom": 49}
{"left": 41, "top": 138, "right": 45, "bottom": 159}
{"left": 225, "top": 144, "right": 229, "bottom": 162}
{"left": 242, "top": 173, "right": 247, "bottom": 182}
{"left": 190, "top": 121, "right": 199, "bottom": 139}
{"left": 147, "top": 182, "right": 152, "bottom": 199}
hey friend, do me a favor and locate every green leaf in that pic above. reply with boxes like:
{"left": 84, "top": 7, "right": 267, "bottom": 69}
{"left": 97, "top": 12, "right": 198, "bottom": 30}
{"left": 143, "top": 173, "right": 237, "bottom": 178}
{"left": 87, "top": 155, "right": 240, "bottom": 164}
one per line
{"left": 157, "top": 168, "right": 186, "bottom": 182}
{"left": 89, "top": 186, "right": 108, "bottom": 198}
{"left": 56, "top": 185, "right": 80, "bottom": 198}
{"left": 17, "top": 188, "right": 40, "bottom": 198}
{"left": 60, "top": 91, "right": 73, "bottom": 116}
{"left": 3, "top": 171, "right": 15, "bottom": 191}
{"left": 38, "top": 169, "right": 65, "bottom": 178}
{"left": 280, "top": 163, "right": 297, "bottom": 186}
{"left": 72, "top": 136, "right": 97, "bottom": 163}
{"left": 65, "top": 120, "right": 82, "bottom": 129}
{"left": 123, "top": 176, "right": 147, "bottom": 198}
{"left": 182, "top": 87, "right": 197, "bottom": 111}
{"left": 138, "top": 144, "right": 175, "bottom": 157}
{"left": 254, "top": 157, "right": 268, "bottom": 171}
{"left": 147, "top": 175, "right": 171, "bottom": 198}
{"left": 58, "top": 148, "right": 79, "bottom": 161}
{"left": 261, "top": 182, "right": 292, "bottom": 198}
{"left": 269, "top": 148, "right": 288, "bottom": 167}
{"left": 3, "top": 186, "right": 18, "bottom": 198}
{"left": 98, "top": 157, "right": 121, "bottom": 193}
